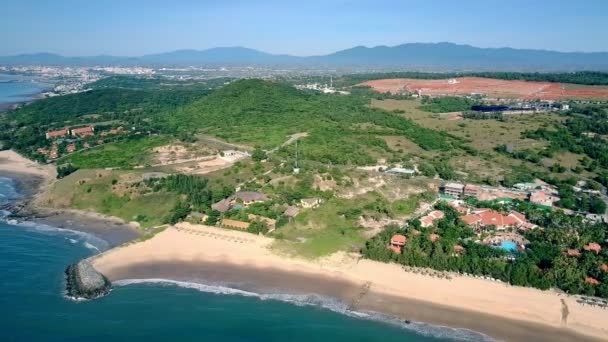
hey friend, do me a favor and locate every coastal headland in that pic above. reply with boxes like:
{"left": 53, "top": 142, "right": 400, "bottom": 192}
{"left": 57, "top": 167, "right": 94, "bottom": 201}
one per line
{"left": 90, "top": 223, "right": 608, "bottom": 342}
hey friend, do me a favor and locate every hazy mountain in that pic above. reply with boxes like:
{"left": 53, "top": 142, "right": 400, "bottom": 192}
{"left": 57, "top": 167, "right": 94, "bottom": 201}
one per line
{"left": 2, "top": 43, "right": 608, "bottom": 71}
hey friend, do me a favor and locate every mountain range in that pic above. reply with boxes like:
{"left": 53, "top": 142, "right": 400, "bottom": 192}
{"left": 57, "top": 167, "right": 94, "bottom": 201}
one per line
{"left": 2, "top": 43, "right": 608, "bottom": 71}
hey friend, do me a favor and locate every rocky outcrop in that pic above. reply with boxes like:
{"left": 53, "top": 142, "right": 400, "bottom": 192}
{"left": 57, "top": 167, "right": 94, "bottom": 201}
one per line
{"left": 65, "top": 260, "right": 111, "bottom": 299}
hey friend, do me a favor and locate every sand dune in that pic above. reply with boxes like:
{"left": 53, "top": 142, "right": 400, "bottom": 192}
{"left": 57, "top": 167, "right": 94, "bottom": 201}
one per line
{"left": 91, "top": 223, "right": 608, "bottom": 341}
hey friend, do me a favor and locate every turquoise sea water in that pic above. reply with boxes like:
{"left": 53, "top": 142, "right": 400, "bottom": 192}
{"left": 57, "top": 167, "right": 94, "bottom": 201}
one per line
{"left": 0, "top": 176, "right": 487, "bottom": 341}
{"left": 0, "top": 74, "right": 48, "bottom": 108}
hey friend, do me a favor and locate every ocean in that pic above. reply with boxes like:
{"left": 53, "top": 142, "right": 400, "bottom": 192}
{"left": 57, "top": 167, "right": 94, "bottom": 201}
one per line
{"left": 0, "top": 176, "right": 484, "bottom": 342}
{"left": 0, "top": 74, "right": 49, "bottom": 109}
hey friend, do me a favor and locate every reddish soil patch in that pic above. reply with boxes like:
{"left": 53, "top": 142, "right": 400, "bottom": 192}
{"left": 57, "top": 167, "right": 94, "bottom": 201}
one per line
{"left": 360, "top": 77, "right": 608, "bottom": 100}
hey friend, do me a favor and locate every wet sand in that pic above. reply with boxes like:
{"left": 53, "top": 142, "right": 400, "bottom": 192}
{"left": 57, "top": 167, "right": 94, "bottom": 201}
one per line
{"left": 100, "top": 259, "right": 600, "bottom": 342}
{"left": 92, "top": 224, "right": 608, "bottom": 342}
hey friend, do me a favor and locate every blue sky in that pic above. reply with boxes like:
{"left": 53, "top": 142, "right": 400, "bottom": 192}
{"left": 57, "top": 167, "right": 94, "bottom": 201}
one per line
{"left": 2, "top": 0, "right": 607, "bottom": 56}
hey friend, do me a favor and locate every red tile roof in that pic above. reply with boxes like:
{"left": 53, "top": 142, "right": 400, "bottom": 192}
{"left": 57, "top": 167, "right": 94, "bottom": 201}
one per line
{"left": 429, "top": 233, "right": 440, "bottom": 242}
{"left": 71, "top": 126, "right": 94, "bottom": 135}
{"left": 583, "top": 243, "right": 602, "bottom": 253}
{"left": 460, "top": 209, "right": 532, "bottom": 229}
{"left": 391, "top": 234, "right": 407, "bottom": 246}
{"left": 46, "top": 128, "right": 69, "bottom": 139}
{"left": 566, "top": 249, "right": 581, "bottom": 257}
{"left": 453, "top": 245, "right": 465, "bottom": 253}
{"left": 601, "top": 263, "right": 608, "bottom": 272}
{"left": 585, "top": 277, "right": 600, "bottom": 285}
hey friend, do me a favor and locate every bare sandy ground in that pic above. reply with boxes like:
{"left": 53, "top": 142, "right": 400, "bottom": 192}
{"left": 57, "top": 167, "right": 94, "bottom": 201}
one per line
{"left": 91, "top": 223, "right": 608, "bottom": 342}
{"left": 0, "top": 150, "right": 55, "bottom": 179}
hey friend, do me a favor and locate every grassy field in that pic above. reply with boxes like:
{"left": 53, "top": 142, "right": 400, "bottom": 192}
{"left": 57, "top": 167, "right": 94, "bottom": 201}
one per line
{"left": 270, "top": 197, "right": 368, "bottom": 258}
{"left": 42, "top": 169, "right": 178, "bottom": 228}
{"left": 62, "top": 136, "right": 170, "bottom": 169}
{"left": 371, "top": 99, "right": 556, "bottom": 152}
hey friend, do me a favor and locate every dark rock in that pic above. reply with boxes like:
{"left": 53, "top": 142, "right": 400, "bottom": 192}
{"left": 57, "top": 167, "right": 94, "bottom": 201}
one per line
{"left": 65, "top": 260, "right": 111, "bottom": 299}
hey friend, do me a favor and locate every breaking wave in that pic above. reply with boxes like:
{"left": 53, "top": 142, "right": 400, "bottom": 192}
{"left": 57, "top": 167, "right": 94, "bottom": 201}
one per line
{"left": 1, "top": 218, "right": 110, "bottom": 253}
{"left": 114, "top": 278, "right": 494, "bottom": 342}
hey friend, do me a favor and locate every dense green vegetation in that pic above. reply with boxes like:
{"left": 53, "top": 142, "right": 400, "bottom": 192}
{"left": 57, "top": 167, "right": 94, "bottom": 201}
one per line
{"left": 363, "top": 200, "right": 608, "bottom": 297}
{"left": 164, "top": 79, "right": 464, "bottom": 165}
{"left": 418, "top": 96, "right": 478, "bottom": 113}
{"left": 62, "top": 136, "right": 169, "bottom": 169}
{"left": 1, "top": 78, "right": 468, "bottom": 167}
{"left": 340, "top": 71, "right": 608, "bottom": 86}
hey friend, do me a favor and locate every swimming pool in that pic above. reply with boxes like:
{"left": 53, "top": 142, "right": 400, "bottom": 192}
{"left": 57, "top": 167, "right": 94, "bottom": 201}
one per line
{"left": 498, "top": 241, "right": 518, "bottom": 252}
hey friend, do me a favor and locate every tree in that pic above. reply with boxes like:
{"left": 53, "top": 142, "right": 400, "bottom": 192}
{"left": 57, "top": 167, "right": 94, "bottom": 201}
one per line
{"left": 252, "top": 147, "right": 267, "bottom": 162}
{"left": 205, "top": 210, "right": 221, "bottom": 226}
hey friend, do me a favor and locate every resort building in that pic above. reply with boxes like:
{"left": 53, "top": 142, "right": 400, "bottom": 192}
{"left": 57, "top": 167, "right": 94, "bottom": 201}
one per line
{"left": 220, "top": 219, "right": 250, "bottom": 230}
{"left": 45, "top": 128, "right": 69, "bottom": 139}
{"left": 529, "top": 190, "right": 559, "bottom": 207}
{"left": 447, "top": 200, "right": 468, "bottom": 214}
{"left": 300, "top": 197, "right": 322, "bottom": 209}
{"left": 212, "top": 191, "right": 269, "bottom": 213}
{"left": 443, "top": 182, "right": 464, "bottom": 197}
{"left": 463, "top": 184, "right": 479, "bottom": 197}
{"left": 461, "top": 209, "right": 535, "bottom": 231}
{"left": 420, "top": 210, "right": 445, "bottom": 228}
{"left": 389, "top": 234, "right": 407, "bottom": 254}
{"left": 71, "top": 126, "right": 94, "bottom": 137}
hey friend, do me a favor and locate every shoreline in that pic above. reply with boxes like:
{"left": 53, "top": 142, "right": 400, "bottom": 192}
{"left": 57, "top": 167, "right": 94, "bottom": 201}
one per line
{"left": 91, "top": 223, "right": 608, "bottom": 342}
{"left": 0, "top": 150, "right": 141, "bottom": 247}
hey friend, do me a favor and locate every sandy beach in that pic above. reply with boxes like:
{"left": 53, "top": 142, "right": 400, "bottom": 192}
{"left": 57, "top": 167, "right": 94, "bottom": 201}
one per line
{"left": 0, "top": 150, "right": 140, "bottom": 246}
{"left": 92, "top": 222, "right": 608, "bottom": 342}
{"left": 0, "top": 150, "right": 56, "bottom": 195}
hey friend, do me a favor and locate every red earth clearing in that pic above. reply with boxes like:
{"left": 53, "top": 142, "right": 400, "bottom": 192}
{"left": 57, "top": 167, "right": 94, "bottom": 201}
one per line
{"left": 360, "top": 77, "right": 608, "bottom": 101}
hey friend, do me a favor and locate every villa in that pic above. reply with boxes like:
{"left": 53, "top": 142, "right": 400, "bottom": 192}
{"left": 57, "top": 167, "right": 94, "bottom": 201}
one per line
{"left": 583, "top": 243, "right": 602, "bottom": 254}
{"left": 586, "top": 277, "right": 601, "bottom": 286}
{"left": 453, "top": 245, "right": 465, "bottom": 254}
{"left": 389, "top": 234, "right": 407, "bottom": 254}
{"left": 566, "top": 249, "right": 581, "bottom": 257}
{"left": 420, "top": 210, "right": 445, "bottom": 227}
{"left": 211, "top": 191, "right": 269, "bottom": 213}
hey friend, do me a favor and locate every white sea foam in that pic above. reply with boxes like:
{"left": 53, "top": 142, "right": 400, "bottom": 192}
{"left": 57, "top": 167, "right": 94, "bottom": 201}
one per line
{"left": 114, "top": 278, "right": 494, "bottom": 341}
{"left": 2, "top": 219, "right": 110, "bottom": 252}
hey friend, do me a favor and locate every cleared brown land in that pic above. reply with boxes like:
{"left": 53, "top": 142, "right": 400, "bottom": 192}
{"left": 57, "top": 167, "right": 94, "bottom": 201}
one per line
{"left": 361, "top": 77, "right": 608, "bottom": 100}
